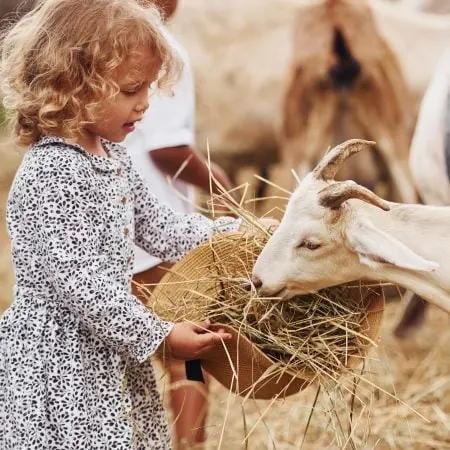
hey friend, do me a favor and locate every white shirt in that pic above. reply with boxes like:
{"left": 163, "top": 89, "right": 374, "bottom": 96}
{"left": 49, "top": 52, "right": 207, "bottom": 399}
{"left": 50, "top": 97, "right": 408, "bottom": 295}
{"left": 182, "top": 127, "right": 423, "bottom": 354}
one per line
{"left": 124, "top": 28, "right": 196, "bottom": 274}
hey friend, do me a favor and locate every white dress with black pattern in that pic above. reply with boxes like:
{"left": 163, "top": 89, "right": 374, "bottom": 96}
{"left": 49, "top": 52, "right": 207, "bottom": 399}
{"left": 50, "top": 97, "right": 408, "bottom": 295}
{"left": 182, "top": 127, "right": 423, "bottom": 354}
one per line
{"left": 0, "top": 136, "right": 238, "bottom": 450}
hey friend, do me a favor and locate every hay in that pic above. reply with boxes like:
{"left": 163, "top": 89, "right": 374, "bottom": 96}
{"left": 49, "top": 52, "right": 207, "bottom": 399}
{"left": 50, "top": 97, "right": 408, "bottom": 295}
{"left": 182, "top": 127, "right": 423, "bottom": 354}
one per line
{"left": 147, "top": 170, "right": 383, "bottom": 390}
{"left": 200, "top": 258, "right": 373, "bottom": 382}
{"left": 147, "top": 172, "right": 449, "bottom": 448}
{"left": 180, "top": 301, "right": 450, "bottom": 449}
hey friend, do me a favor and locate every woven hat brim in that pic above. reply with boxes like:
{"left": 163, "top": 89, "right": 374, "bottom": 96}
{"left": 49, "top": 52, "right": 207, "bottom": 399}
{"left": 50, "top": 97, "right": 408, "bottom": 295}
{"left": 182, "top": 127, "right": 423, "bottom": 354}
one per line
{"left": 151, "top": 232, "right": 384, "bottom": 399}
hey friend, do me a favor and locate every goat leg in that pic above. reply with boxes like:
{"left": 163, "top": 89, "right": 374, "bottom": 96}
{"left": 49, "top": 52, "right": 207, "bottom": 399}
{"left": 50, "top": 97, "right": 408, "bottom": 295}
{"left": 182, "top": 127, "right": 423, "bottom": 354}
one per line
{"left": 393, "top": 291, "right": 429, "bottom": 339}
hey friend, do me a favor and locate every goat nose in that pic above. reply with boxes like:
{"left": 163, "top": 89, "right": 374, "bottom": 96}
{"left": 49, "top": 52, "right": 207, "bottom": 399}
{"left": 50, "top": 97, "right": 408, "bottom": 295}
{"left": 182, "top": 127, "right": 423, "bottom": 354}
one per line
{"left": 251, "top": 275, "right": 263, "bottom": 289}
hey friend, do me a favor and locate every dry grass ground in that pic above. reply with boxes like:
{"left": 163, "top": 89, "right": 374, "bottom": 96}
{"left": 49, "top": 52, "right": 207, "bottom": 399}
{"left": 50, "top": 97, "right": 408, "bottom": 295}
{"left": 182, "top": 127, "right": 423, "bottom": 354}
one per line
{"left": 157, "top": 301, "right": 450, "bottom": 450}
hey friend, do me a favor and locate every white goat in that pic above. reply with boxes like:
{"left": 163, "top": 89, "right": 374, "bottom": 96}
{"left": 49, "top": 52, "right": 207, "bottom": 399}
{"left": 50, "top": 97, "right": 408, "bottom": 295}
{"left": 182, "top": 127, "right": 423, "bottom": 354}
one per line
{"left": 409, "top": 49, "right": 450, "bottom": 206}
{"left": 252, "top": 139, "right": 450, "bottom": 314}
{"left": 393, "top": 49, "right": 450, "bottom": 335}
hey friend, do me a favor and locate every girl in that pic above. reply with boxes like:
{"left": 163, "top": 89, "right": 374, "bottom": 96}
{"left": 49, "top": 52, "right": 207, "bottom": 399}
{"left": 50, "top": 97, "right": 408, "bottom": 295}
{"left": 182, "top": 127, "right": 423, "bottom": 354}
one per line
{"left": 126, "top": 0, "right": 234, "bottom": 447}
{"left": 0, "top": 0, "right": 242, "bottom": 448}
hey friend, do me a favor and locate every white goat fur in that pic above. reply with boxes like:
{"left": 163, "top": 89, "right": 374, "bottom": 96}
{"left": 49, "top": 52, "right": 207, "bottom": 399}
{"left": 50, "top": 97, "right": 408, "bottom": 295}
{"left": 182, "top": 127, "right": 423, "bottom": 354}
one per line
{"left": 409, "top": 50, "right": 450, "bottom": 205}
{"left": 253, "top": 140, "right": 450, "bottom": 313}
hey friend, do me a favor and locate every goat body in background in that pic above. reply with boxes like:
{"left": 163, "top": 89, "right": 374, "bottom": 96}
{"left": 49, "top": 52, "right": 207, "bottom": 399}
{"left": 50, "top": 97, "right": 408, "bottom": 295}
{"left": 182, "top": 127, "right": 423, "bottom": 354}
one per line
{"left": 280, "top": 0, "right": 417, "bottom": 204}
{"left": 409, "top": 50, "right": 450, "bottom": 205}
{"left": 395, "top": 50, "right": 450, "bottom": 336}
{"left": 170, "top": 0, "right": 450, "bottom": 201}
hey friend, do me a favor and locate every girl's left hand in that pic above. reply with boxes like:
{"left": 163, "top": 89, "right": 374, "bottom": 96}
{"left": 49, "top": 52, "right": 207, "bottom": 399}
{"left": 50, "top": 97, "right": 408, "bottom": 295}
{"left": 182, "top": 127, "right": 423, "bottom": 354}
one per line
{"left": 164, "top": 319, "right": 232, "bottom": 360}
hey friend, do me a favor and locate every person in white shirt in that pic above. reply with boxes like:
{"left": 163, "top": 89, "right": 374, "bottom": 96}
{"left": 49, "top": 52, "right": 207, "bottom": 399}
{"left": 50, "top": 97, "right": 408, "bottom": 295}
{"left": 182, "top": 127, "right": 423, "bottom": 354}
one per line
{"left": 124, "top": 0, "right": 234, "bottom": 448}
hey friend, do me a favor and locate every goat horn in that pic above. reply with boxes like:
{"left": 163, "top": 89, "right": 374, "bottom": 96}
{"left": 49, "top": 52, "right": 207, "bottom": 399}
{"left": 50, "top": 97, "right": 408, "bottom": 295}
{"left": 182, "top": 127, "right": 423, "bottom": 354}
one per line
{"left": 313, "top": 139, "right": 377, "bottom": 182}
{"left": 318, "top": 180, "right": 391, "bottom": 211}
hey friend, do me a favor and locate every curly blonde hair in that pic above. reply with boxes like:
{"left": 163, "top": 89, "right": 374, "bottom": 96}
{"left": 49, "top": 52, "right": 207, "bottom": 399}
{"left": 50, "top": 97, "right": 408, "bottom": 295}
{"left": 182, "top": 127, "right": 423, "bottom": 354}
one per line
{"left": 0, "top": 0, "right": 180, "bottom": 145}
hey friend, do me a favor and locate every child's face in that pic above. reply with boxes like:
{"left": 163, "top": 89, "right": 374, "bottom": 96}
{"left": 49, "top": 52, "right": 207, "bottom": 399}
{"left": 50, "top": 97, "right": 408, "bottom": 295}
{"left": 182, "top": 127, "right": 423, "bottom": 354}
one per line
{"left": 86, "top": 45, "right": 160, "bottom": 144}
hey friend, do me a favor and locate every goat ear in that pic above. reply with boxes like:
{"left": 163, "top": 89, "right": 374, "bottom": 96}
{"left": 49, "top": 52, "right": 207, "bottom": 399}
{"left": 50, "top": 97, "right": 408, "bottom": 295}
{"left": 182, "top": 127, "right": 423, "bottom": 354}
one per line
{"left": 346, "top": 218, "right": 439, "bottom": 272}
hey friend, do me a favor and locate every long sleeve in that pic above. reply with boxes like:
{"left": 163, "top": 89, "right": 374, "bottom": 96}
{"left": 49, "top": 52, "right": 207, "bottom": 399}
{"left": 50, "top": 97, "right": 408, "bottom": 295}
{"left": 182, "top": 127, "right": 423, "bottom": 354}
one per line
{"left": 132, "top": 167, "right": 240, "bottom": 262}
{"left": 34, "top": 157, "right": 172, "bottom": 363}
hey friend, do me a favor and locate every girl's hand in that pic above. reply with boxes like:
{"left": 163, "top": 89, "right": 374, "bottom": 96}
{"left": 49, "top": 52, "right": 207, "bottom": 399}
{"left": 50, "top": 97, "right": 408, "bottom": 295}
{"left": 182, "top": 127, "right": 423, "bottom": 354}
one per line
{"left": 165, "top": 319, "right": 232, "bottom": 360}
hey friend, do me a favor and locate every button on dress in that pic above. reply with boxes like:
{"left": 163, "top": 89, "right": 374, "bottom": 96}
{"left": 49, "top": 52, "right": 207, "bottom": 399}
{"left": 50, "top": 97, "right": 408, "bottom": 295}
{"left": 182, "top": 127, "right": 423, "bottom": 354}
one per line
{"left": 0, "top": 136, "right": 239, "bottom": 450}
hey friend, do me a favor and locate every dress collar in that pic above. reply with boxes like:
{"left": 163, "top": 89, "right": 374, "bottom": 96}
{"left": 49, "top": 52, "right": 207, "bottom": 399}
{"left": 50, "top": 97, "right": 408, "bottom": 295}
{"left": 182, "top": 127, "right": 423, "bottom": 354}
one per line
{"left": 33, "top": 135, "right": 124, "bottom": 173}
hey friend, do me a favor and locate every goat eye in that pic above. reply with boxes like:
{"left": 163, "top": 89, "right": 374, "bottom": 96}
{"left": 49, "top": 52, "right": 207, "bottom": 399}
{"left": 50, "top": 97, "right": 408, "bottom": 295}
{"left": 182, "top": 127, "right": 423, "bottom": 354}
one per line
{"left": 298, "top": 240, "right": 321, "bottom": 251}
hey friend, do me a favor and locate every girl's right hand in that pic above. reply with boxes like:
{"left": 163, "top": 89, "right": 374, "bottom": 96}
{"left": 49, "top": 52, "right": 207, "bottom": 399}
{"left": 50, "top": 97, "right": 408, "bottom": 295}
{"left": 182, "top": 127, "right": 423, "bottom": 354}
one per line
{"left": 165, "top": 319, "right": 232, "bottom": 360}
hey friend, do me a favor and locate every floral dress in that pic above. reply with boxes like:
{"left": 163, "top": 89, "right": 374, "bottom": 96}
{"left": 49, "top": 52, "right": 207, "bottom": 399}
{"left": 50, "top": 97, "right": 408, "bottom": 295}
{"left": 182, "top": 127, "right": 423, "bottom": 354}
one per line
{"left": 0, "top": 136, "right": 238, "bottom": 450}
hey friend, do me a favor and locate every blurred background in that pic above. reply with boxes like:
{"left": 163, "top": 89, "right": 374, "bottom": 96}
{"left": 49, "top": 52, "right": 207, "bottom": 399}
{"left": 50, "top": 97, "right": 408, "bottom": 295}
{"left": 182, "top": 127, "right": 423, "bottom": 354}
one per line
{"left": 1, "top": 1, "right": 450, "bottom": 448}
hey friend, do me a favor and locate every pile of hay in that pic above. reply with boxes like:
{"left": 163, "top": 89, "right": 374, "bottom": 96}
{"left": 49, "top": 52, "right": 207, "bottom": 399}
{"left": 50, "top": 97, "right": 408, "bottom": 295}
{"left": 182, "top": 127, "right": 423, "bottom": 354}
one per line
{"left": 209, "top": 269, "right": 373, "bottom": 381}
{"left": 147, "top": 180, "right": 447, "bottom": 448}
{"left": 143, "top": 173, "right": 383, "bottom": 391}
{"left": 149, "top": 228, "right": 383, "bottom": 387}
{"left": 187, "top": 301, "right": 450, "bottom": 449}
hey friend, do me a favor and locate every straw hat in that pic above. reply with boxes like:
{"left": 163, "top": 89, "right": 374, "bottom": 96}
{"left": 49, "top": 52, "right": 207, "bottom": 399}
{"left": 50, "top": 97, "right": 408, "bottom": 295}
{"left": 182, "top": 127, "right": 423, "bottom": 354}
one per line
{"left": 151, "top": 232, "right": 384, "bottom": 400}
